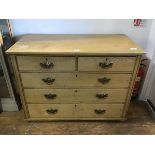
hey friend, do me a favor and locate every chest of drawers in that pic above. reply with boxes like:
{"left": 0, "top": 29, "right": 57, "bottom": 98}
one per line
{"left": 6, "top": 34, "right": 144, "bottom": 121}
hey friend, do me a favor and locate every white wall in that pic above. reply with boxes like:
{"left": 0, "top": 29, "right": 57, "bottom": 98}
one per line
{"left": 11, "top": 19, "right": 152, "bottom": 51}
{"left": 11, "top": 19, "right": 155, "bottom": 101}
{"left": 139, "top": 20, "right": 155, "bottom": 101}
{"left": 145, "top": 20, "right": 155, "bottom": 58}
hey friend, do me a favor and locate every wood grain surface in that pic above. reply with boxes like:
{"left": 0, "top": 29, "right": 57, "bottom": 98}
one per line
{"left": 20, "top": 73, "right": 132, "bottom": 88}
{"left": 28, "top": 103, "right": 124, "bottom": 118}
{"left": 6, "top": 34, "right": 144, "bottom": 55}
{"left": 0, "top": 101, "right": 154, "bottom": 134}
{"left": 24, "top": 88, "right": 128, "bottom": 104}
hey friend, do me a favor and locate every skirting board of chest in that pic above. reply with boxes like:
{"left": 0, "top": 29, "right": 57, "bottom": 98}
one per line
{"left": 6, "top": 34, "right": 144, "bottom": 121}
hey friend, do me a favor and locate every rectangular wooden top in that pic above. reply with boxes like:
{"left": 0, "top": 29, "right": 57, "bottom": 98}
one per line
{"left": 6, "top": 34, "right": 144, "bottom": 55}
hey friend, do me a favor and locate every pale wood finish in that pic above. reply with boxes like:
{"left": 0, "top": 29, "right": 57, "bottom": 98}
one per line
{"left": 10, "top": 56, "right": 29, "bottom": 118}
{"left": 0, "top": 32, "right": 3, "bottom": 45}
{"left": 6, "top": 34, "right": 144, "bottom": 121}
{"left": 17, "top": 56, "right": 75, "bottom": 72}
{"left": 6, "top": 34, "right": 144, "bottom": 55}
{"left": 24, "top": 88, "right": 128, "bottom": 104}
{"left": 122, "top": 55, "right": 142, "bottom": 117}
{"left": 20, "top": 73, "right": 132, "bottom": 88}
{"left": 78, "top": 57, "right": 136, "bottom": 72}
{"left": 1, "top": 101, "right": 155, "bottom": 134}
{"left": 28, "top": 104, "right": 124, "bottom": 118}
{"left": 26, "top": 117, "right": 126, "bottom": 121}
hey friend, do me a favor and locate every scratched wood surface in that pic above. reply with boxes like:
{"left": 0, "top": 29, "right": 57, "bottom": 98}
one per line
{"left": 6, "top": 34, "right": 144, "bottom": 55}
{"left": 0, "top": 101, "right": 154, "bottom": 135}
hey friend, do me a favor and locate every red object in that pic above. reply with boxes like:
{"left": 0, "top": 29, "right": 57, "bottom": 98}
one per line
{"left": 133, "top": 19, "right": 142, "bottom": 26}
{"left": 132, "top": 63, "right": 145, "bottom": 98}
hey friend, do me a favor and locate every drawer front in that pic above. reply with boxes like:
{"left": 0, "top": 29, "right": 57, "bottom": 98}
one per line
{"left": 24, "top": 88, "right": 128, "bottom": 104}
{"left": 21, "top": 73, "right": 131, "bottom": 88}
{"left": 17, "top": 56, "right": 75, "bottom": 71}
{"left": 78, "top": 57, "right": 136, "bottom": 72}
{"left": 28, "top": 104, "right": 124, "bottom": 118}
{"left": 25, "top": 89, "right": 76, "bottom": 104}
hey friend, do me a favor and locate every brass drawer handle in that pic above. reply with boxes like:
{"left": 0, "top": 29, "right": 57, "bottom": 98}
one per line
{"left": 40, "top": 58, "right": 54, "bottom": 69}
{"left": 42, "top": 77, "right": 55, "bottom": 84}
{"left": 98, "top": 77, "right": 111, "bottom": 84}
{"left": 44, "top": 94, "right": 57, "bottom": 99}
{"left": 46, "top": 109, "right": 58, "bottom": 114}
{"left": 99, "top": 58, "right": 113, "bottom": 69}
{"left": 96, "top": 94, "right": 108, "bottom": 99}
{"left": 94, "top": 109, "right": 106, "bottom": 114}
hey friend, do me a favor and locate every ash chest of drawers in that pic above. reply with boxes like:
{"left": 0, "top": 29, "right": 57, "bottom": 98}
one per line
{"left": 6, "top": 34, "right": 144, "bottom": 121}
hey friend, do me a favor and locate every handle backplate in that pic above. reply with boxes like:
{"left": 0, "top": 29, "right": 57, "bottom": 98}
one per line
{"left": 94, "top": 109, "right": 106, "bottom": 114}
{"left": 42, "top": 77, "right": 55, "bottom": 84}
{"left": 99, "top": 58, "right": 113, "bottom": 69}
{"left": 44, "top": 94, "right": 57, "bottom": 99}
{"left": 96, "top": 94, "right": 108, "bottom": 99}
{"left": 46, "top": 109, "right": 58, "bottom": 114}
{"left": 98, "top": 77, "right": 111, "bottom": 84}
{"left": 40, "top": 58, "right": 54, "bottom": 69}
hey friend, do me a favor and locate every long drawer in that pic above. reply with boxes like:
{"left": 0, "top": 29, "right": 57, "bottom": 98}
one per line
{"left": 24, "top": 88, "right": 128, "bottom": 104}
{"left": 28, "top": 104, "right": 124, "bottom": 118}
{"left": 17, "top": 56, "right": 75, "bottom": 72}
{"left": 21, "top": 73, "right": 132, "bottom": 88}
{"left": 78, "top": 57, "right": 136, "bottom": 72}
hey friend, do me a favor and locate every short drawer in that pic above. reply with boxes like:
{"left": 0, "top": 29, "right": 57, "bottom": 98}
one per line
{"left": 78, "top": 57, "right": 136, "bottom": 72}
{"left": 28, "top": 104, "right": 124, "bottom": 118}
{"left": 24, "top": 88, "right": 128, "bottom": 104}
{"left": 17, "top": 56, "right": 75, "bottom": 71}
{"left": 21, "top": 73, "right": 132, "bottom": 88}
